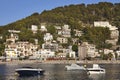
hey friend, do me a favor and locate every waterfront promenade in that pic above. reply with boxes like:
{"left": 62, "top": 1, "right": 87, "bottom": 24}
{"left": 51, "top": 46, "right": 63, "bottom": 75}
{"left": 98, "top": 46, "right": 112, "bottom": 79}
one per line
{"left": 0, "top": 60, "right": 120, "bottom": 64}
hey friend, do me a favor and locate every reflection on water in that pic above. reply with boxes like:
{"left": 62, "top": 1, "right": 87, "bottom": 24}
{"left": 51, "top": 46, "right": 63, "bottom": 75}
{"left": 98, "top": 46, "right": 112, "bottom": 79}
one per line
{"left": 0, "top": 63, "right": 119, "bottom": 80}
{"left": 88, "top": 74, "right": 105, "bottom": 80}
{"left": 17, "top": 75, "right": 45, "bottom": 80}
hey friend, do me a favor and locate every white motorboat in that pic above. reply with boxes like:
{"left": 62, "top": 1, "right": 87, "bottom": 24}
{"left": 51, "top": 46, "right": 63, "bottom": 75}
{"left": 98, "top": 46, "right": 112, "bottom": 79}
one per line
{"left": 86, "top": 64, "right": 105, "bottom": 74}
{"left": 65, "top": 63, "right": 85, "bottom": 70}
{"left": 15, "top": 67, "right": 45, "bottom": 77}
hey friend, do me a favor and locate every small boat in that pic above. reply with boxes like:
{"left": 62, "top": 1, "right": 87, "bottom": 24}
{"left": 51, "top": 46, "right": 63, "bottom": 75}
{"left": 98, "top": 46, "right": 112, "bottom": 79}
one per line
{"left": 86, "top": 64, "right": 105, "bottom": 74}
{"left": 15, "top": 67, "right": 45, "bottom": 77}
{"left": 65, "top": 63, "right": 85, "bottom": 70}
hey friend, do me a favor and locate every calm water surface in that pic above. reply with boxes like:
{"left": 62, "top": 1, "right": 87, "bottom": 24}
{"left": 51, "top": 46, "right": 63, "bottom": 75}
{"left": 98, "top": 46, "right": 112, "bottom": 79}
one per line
{"left": 0, "top": 63, "right": 120, "bottom": 80}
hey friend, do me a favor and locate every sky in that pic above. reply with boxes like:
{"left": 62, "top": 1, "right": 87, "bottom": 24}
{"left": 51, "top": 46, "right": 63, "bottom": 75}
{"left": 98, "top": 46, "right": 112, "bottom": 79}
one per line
{"left": 0, "top": 0, "right": 120, "bottom": 26}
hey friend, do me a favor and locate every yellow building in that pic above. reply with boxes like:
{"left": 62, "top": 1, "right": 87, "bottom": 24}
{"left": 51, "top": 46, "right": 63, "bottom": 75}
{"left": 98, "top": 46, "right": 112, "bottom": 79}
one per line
{"left": 5, "top": 49, "right": 18, "bottom": 59}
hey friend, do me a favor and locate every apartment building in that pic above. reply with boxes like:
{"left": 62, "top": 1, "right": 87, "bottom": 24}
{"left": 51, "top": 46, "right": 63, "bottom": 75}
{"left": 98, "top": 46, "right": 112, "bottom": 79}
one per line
{"left": 42, "top": 42, "right": 58, "bottom": 52}
{"left": 5, "top": 41, "right": 39, "bottom": 58}
{"left": 36, "top": 49, "right": 55, "bottom": 60}
{"left": 78, "top": 42, "right": 97, "bottom": 60}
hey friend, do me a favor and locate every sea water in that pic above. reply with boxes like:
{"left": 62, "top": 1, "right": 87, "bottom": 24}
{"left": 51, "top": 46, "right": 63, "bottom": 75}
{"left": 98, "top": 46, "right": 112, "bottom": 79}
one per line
{"left": 0, "top": 63, "right": 120, "bottom": 80}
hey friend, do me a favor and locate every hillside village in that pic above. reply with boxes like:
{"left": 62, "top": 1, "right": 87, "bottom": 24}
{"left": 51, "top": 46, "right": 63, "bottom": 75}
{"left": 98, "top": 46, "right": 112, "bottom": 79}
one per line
{"left": 0, "top": 21, "right": 120, "bottom": 61}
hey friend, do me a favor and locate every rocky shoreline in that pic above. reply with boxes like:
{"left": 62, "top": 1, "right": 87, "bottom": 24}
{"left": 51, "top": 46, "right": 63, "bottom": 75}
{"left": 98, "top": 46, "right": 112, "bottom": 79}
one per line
{"left": 0, "top": 60, "right": 120, "bottom": 65}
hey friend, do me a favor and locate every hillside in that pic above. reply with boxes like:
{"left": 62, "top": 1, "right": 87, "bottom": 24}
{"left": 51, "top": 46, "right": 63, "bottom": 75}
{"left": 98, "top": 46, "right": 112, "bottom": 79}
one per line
{"left": 0, "top": 2, "right": 120, "bottom": 44}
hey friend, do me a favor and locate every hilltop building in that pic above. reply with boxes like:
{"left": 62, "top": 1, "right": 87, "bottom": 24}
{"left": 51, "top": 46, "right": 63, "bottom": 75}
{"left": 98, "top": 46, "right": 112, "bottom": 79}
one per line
{"left": 6, "top": 30, "right": 20, "bottom": 43}
{"left": 57, "top": 25, "right": 71, "bottom": 37}
{"left": 0, "top": 36, "right": 3, "bottom": 39}
{"left": 31, "top": 25, "right": 38, "bottom": 34}
{"left": 40, "top": 25, "right": 47, "bottom": 32}
{"left": 94, "top": 21, "right": 119, "bottom": 45}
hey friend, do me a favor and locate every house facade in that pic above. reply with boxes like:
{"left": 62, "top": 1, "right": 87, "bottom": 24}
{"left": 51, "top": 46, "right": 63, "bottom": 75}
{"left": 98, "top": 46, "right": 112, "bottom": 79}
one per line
{"left": 57, "top": 37, "right": 68, "bottom": 44}
{"left": 74, "top": 29, "right": 83, "bottom": 37}
{"left": 44, "top": 33, "right": 53, "bottom": 42}
{"left": 42, "top": 42, "right": 58, "bottom": 52}
{"left": 36, "top": 49, "right": 55, "bottom": 60}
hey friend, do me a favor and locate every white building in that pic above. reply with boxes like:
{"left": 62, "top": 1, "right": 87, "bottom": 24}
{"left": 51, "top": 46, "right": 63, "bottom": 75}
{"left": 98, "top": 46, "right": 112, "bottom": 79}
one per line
{"left": 103, "top": 49, "right": 114, "bottom": 54}
{"left": 44, "top": 33, "right": 53, "bottom": 42}
{"left": 34, "top": 39, "right": 38, "bottom": 45}
{"left": 31, "top": 25, "right": 38, "bottom": 33}
{"left": 94, "top": 21, "right": 118, "bottom": 32}
{"left": 57, "top": 24, "right": 71, "bottom": 37}
{"left": 62, "top": 25, "right": 71, "bottom": 37}
{"left": 57, "top": 53, "right": 67, "bottom": 58}
{"left": 40, "top": 25, "right": 47, "bottom": 32}
{"left": 55, "top": 26, "right": 61, "bottom": 30}
{"left": 103, "top": 49, "right": 115, "bottom": 59}
{"left": 59, "top": 45, "right": 76, "bottom": 58}
{"left": 116, "top": 50, "right": 120, "bottom": 57}
{"left": 0, "top": 36, "right": 3, "bottom": 39}
{"left": 36, "top": 49, "right": 55, "bottom": 60}
{"left": 69, "top": 51, "right": 76, "bottom": 58}
{"left": 69, "top": 46, "right": 76, "bottom": 58}
{"left": 8, "top": 30, "right": 20, "bottom": 33}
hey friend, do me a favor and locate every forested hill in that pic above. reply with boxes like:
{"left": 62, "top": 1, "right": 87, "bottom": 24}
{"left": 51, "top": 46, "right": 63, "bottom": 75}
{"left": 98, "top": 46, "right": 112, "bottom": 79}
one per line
{"left": 0, "top": 2, "right": 120, "bottom": 33}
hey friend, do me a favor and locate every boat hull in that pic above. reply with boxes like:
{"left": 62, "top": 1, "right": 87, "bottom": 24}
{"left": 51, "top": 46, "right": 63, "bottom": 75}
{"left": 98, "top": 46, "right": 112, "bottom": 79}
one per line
{"left": 16, "top": 69, "right": 45, "bottom": 77}
{"left": 87, "top": 71, "right": 105, "bottom": 74}
{"left": 87, "top": 67, "right": 105, "bottom": 74}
